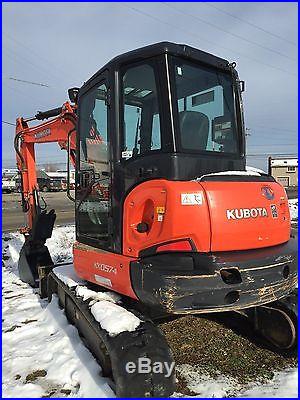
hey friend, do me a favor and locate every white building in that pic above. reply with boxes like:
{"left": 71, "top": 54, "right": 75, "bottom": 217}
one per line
{"left": 268, "top": 157, "right": 298, "bottom": 187}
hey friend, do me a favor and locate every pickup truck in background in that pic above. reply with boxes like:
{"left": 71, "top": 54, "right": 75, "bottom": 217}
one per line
{"left": 37, "top": 177, "right": 64, "bottom": 192}
{"left": 4, "top": 172, "right": 70, "bottom": 193}
{"left": 13, "top": 176, "right": 65, "bottom": 193}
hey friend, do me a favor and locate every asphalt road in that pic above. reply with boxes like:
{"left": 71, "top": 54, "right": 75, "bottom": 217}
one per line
{"left": 2, "top": 191, "right": 75, "bottom": 232}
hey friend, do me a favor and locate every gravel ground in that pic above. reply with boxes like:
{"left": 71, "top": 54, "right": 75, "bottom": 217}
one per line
{"left": 160, "top": 315, "right": 297, "bottom": 395}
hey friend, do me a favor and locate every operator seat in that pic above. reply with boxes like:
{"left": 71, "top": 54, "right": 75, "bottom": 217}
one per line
{"left": 179, "top": 111, "right": 209, "bottom": 150}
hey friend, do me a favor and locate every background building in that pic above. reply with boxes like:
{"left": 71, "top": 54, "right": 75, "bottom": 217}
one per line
{"left": 268, "top": 157, "right": 298, "bottom": 187}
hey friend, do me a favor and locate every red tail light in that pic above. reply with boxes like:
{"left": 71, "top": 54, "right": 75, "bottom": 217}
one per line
{"left": 156, "top": 240, "right": 192, "bottom": 253}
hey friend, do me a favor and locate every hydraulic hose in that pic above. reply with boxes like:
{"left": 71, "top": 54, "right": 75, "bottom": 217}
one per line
{"left": 35, "top": 107, "right": 62, "bottom": 121}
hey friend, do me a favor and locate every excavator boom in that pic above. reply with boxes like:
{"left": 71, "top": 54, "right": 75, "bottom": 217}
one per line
{"left": 15, "top": 101, "right": 77, "bottom": 230}
{"left": 15, "top": 101, "right": 77, "bottom": 285}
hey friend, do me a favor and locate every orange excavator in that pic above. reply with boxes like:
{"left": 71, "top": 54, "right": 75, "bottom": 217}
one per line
{"left": 15, "top": 42, "right": 297, "bottom": 397}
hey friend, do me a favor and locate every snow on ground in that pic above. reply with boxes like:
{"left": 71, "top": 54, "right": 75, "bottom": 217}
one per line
{"left": 2, "top": 227, "right": 114, "bottom": 398}
{"left": 288, "top": 198, "right": 298, "bottom": 221}
{"left": 174, "top": 365, "right": 298, "bottom": 398}
{"left": 2, "top": 209, "right": 298, "bottom": 397}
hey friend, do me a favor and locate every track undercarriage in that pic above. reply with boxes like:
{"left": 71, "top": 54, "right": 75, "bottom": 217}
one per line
{"left": 26, "top": 259, "right": 297, "bottom": 398}
{"left": 45, "top": 265, "right": 176, "bottom": 397}
{"left": 16, "top": 212, "right": 297, "bottom": 397}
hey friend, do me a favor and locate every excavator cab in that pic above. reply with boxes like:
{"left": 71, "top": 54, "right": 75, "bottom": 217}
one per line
{"left": 72, "top": 43, "right": 296, "bottom": 346}
{"left": 15, "top": 43, "right": 297, "bottom": 362}
{"left": 75, "top": 42, "right": 245, "bottom": 255}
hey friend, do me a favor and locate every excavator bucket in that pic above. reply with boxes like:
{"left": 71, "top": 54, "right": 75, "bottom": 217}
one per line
{"left": 18, "top": 242, "right": 54, "bottom": 287}
{"left": 18, "top": 209, "right": 56, "bottom": 287}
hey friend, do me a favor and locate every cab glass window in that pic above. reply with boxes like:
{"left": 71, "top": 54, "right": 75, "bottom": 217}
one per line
{"left": 77, "top": 82, "right": 110, "bottom": 244}
{"left": 173, "top": 58, "right": 240, "bottom": 155}
{"left": 121, "top": 63, "right": 161, "bottom": 160}
{"left": 79, "top": 83, "right": 108, "bottom": 172}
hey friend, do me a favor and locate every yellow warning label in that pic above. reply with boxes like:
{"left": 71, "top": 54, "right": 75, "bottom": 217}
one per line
{"left": 156, "top": 206, "right": 165, "bottom": 214}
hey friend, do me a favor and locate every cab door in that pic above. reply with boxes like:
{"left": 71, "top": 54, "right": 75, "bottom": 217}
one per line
{"left": 76, "top": 75, "right": 112, "bottom": 250}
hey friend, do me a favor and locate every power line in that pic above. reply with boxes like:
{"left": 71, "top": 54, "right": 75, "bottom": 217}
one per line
{"left": 248, "top": 144, "right": 296, "bottom": 147}
{"left": 163, "top": 2, "right": 296, "bottom": 62}
{"left": 247, "top": 153, "right": 297, "bottom": 157}
{"left": 2, "top": 120, "right": 15, "bottom": 126}
{"left": 203, "top": 2, "right": 297, "bottom": 47}
{"left": 247, "top": 135, "right": 297, "bottom": 142}
{"left": 248, "top": 135, "right": 296, "bottom": 141}
{"left": 9, "top": 77, "right": 50, "bottom": 87}
{"left": 250, "top": 125, "right": 297, "bottom": 133}
{"left": 2, "top": 45, "right": 63, "bottom": 88}
{"left": 3, "top": 81, "right": 31, "bottom": 100}
{"left": 3, "top": 47, "right": 70, "bottom": 94}
{"left": 123, "top": 4, "right": 296, "bottom": 77}
{"left": 3, "top": 32, "right": 79, "bottom": 84}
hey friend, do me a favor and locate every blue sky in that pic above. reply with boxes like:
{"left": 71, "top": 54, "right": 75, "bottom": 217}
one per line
{"left": 2, "top": 2, "right": 298, "bottom": 170}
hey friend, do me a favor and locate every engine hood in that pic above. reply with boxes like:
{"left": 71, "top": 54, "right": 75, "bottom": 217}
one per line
{"left": 198, "top": 179, "right": 291, "bottom": 252}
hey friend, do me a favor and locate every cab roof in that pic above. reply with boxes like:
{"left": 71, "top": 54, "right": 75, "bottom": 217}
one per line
{"left": 82, "top": 41, "right": 232, "bottom": 90}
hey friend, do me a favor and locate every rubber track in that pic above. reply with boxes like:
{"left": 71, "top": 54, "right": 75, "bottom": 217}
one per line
{"left": 47, "top": 272, "right": 176, "bottom": 397}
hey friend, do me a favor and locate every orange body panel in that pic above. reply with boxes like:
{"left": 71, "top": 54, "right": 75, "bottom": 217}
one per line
{"left": 123, "top": 179, "right": 290, "bottom": 257}
{"left": 75, "top": 178, "right": 290, "bottom": 299}
{"left": 200, "top": 180, "right": 290, "bottom": 251}
{"left": 123, "top": 179, "right": 211, "bottom": 257}
{"left": 73, "top": 242, "right": 138, "bottom": 299}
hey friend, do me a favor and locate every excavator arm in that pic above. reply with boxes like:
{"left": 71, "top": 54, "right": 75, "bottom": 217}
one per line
{"left": 15, "top": 101, "right": 77, "bottom": 230}
{"left": 14, "top": 101, "right": 77, "bottom": 286}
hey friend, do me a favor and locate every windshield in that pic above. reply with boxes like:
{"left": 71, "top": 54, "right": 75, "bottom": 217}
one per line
{"left": 172, "top": 57, "right": 240, "bottom": 155}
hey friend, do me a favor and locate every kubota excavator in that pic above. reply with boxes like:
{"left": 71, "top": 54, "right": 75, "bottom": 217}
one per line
{"left": 14, "top": 42, "right": 297, "bottom": 397}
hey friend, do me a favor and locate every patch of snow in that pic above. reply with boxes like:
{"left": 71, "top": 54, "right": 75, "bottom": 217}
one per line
{"left": 90, "top": 300, "right": 141, "bottom": 337}
{"left": 174, "top": 364, "right": 298, "bottom": 398}
{"left": 238, "top": 368, "right": 298, "bottom": 398}
{"left": 288, "top": 198, "right": 298, "bottom": 221}
{"left": 246, "top": 165, "right": 267, "bottom": 175}
{"left": 2, "top": 228, "right": 115, "bottom": 398}
{"left": 53, "top": 264, "right": 86, "bottom": 288}
{"left": 4, "top": 383, "right": 45, "bottom": 398}
{"left": 53, "top": 263, "right": 139, "bottom": 337}
{"left": 174, "top": 365, "right": 236, "bottom": 397}
{"left": 197, "top": 170, "right": 261, "bottom": 180}
{"left": 46, "top": 225, "right": 75, "bottom": 264}
{"left": 75, "top": 285, "right": 121, "bottom": 304}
